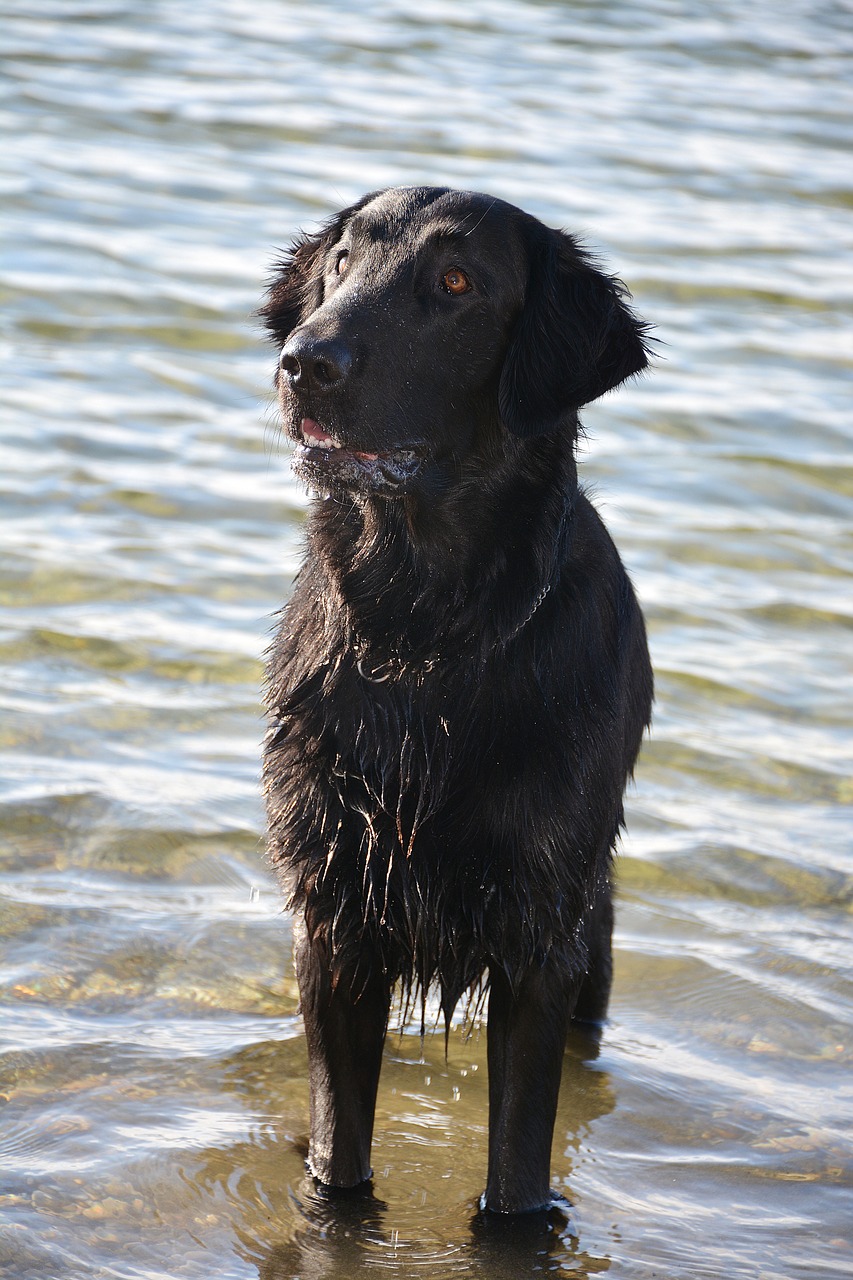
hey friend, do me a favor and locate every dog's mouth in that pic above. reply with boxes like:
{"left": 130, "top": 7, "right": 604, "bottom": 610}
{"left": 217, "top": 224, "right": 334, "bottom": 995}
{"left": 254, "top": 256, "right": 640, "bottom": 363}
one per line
{"left": 300, "top": 418, "right": 381, "bottom": 462}
{"left": 293, "top": 418, "right": 423, "bottom": 493}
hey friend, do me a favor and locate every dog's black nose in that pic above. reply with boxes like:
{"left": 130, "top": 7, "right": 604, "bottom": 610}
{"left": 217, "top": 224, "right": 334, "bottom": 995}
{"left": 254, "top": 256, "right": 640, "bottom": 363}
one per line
{"left": 279, "top": 334, "right": 352, "bottom": 393}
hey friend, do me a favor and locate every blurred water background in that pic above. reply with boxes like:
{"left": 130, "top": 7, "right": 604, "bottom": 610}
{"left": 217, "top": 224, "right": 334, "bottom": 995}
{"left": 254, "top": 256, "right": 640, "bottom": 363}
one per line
{"left": 1, "top": 1, "right": 852, "bottom": 1277}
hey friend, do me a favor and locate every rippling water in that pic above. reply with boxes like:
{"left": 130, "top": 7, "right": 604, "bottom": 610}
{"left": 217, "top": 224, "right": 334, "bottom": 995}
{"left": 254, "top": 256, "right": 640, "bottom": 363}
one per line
{"left": 1, "top": 2, "right": 852, "bottom": 1277}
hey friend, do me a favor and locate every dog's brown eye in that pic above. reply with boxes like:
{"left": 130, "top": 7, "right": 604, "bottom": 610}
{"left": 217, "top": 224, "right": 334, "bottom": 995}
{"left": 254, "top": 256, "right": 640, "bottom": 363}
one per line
{"left": 335, "top": 251, "right": 349, "bottom": 275}
{"left": 442, "top": 268, "right": 471, "bottom": 295}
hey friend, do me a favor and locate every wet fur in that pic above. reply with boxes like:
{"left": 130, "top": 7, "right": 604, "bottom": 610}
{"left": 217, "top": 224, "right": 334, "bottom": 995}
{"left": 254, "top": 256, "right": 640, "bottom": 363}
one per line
{"left": 260, "top": 187, "right": 653, "bottom": 1211}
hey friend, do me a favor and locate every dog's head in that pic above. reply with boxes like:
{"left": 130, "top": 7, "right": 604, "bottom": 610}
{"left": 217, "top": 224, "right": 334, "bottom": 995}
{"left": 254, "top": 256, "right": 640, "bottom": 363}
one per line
{"left": 261, "top": 187, "right": 650, "bottom": 497}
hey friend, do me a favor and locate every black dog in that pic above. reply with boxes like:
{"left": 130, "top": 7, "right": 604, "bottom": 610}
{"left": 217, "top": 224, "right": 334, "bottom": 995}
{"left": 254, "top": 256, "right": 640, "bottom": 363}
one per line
{"left": 261, "top": 186, "right": 653, "bottom": 1214}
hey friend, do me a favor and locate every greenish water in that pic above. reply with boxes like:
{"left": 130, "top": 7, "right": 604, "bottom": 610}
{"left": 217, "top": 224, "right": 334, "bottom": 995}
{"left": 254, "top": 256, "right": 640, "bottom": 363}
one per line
{"left": 1, "top": 2, "right": 851, "bottom": 1277}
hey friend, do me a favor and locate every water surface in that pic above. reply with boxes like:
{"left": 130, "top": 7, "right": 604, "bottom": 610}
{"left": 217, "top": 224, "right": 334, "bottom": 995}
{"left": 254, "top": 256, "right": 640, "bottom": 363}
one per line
{"left": 1, "top": 2, "right": 852, "bottom": 1277}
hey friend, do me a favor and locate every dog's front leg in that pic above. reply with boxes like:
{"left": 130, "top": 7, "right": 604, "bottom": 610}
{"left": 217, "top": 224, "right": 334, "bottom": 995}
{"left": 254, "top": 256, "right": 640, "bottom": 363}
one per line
{"left": 294, "top": 918, "right": 391, "bottom": 1188}
{"left": 483, "top": 959, "right": 580, "bottom": 1213}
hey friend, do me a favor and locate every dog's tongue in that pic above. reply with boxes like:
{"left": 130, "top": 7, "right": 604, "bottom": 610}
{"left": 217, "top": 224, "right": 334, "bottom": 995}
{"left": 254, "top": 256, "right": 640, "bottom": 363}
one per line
{"left": 301, "top": 417, "right": 380, "bottom": 462}
{"left": 301, "top": 418, "right": 336, "bottom": 448}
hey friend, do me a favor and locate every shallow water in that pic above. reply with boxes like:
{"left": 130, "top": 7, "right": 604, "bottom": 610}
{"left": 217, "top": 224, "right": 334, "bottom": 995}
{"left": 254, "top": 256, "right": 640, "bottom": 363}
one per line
{"left": 1, "top": 1, "right": 852, "bottom": 1277}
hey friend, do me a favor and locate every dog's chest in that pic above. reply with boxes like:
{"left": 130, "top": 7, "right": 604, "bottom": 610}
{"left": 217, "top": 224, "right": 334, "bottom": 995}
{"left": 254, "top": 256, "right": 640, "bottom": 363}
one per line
{"left": 318, "top": 669, "right": 457, "bottom": 829}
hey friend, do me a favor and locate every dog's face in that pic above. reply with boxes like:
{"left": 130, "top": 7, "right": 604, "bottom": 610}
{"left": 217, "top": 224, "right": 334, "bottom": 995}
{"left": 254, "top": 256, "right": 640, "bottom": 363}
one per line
{"left": 261, "top": 187, "right": 649, "bottom": 498}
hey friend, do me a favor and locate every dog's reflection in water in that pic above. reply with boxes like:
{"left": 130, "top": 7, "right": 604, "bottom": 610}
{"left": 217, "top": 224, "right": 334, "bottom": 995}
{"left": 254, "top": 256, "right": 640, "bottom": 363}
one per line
{"left": 244, "top": 1182, "right": 611, "bottom": 1280}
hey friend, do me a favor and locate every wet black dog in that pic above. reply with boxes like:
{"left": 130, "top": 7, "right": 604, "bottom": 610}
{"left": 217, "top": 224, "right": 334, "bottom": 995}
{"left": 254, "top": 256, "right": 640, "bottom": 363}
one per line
{"left": 261, "top": 187, "right": 653, "bottom": 1213}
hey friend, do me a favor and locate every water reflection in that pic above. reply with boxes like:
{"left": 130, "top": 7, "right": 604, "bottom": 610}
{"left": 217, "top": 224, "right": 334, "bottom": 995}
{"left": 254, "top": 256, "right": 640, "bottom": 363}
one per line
{"left": 244, "top": 1199, "right": 612, "bottom": 1280}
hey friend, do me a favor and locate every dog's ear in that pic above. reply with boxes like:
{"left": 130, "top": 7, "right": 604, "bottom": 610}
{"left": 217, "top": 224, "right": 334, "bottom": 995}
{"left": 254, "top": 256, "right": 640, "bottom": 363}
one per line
{"left": 258, "top": 229, "right": 331, "bottom": 346}
{"left": 258, "top": 193, "right": 378, "bottom": 346}
{"left": 499, "top": 227, "right": 651, "bottom": 439}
